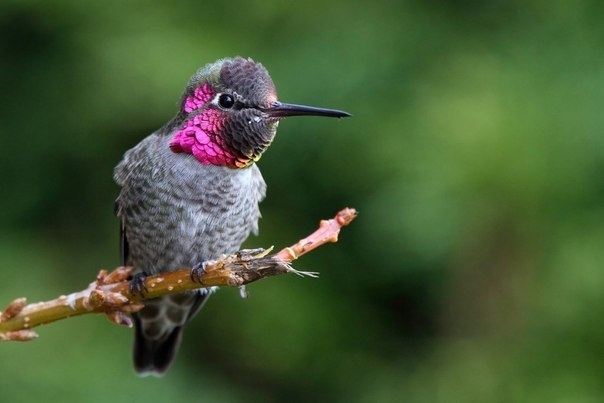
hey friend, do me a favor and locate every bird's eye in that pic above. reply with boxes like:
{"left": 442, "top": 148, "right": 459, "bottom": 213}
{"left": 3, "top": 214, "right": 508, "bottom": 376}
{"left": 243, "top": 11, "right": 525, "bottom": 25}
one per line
{"left": 218, "top": 94, "right": 235, "bottom": 109}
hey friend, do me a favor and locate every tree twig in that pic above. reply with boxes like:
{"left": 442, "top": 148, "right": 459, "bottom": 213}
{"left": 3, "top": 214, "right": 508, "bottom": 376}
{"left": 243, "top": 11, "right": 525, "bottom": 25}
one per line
{"left": 0, "top": 208, "right": 357, "bottom": 341}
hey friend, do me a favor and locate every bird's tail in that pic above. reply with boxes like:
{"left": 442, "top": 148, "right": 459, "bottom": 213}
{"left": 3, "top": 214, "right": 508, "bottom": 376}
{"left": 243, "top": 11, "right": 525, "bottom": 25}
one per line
{"left": 132, "top": 314, "right": 183, "bottom": 377}
{"left": 131, "top": 289, "right": 212, "bottom": 376}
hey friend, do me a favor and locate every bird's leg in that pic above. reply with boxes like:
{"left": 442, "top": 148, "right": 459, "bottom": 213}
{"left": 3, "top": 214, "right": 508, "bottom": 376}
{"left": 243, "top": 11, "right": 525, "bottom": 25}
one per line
{"left": 129, "top": 272, "right": 149, "bottom": 297}
{"left": 190, "top": 262, "right": 208, "bottom": 284}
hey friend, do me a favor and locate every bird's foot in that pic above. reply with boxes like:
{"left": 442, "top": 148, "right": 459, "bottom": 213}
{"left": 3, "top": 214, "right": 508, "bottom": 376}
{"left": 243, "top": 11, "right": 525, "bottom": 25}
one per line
{"left": 236, "top": 247, "right": 272, "bottom": 261}
{"left": 190, "top": 262, "right": 208, "bottom": 284}
{"left": 129, "top": 272, "right": 148, "bottom": 297}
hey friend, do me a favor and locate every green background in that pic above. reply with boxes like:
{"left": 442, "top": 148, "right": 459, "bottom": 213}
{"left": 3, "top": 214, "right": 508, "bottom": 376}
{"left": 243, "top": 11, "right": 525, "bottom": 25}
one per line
{"left": 1, "top": 1, "right": 604, "bottom": 402}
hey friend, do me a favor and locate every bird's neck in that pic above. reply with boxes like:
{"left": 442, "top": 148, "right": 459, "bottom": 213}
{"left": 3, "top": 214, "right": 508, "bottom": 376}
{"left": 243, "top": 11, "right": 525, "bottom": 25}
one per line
{"left": 168, "top": 83, "right": 255, "bottom": 168}
{"left": 168, "top": 111, "right": 253, "bottom": 169}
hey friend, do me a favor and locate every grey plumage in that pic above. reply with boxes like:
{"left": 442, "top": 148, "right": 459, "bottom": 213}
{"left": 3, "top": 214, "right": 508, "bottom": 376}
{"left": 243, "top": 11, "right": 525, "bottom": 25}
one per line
{"left": 113, "top": 57, "right": 349, "bottom": 376}
{"left": 114, "top": 130, "right": 266, "bottom": 375}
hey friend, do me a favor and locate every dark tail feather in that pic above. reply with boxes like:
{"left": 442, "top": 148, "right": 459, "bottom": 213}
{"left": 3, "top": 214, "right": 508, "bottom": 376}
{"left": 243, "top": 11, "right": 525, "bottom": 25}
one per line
{"left": 133, "top": 315, "right": 184, "bottom": 377}
{"left": 132, "top": 290, "right": 212, "bottom": 376}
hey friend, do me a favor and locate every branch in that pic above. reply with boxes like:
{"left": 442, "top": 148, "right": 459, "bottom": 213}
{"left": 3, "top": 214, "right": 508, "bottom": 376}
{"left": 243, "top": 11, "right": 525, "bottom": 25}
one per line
{"left": 0, "top": 208, "right": 357, "bottom": 341}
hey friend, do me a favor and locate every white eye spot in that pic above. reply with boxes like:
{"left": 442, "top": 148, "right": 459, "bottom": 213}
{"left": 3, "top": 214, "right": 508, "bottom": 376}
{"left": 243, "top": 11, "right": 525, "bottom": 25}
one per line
{"left": 210, "top": 93, "right": 221, "bottom": 106}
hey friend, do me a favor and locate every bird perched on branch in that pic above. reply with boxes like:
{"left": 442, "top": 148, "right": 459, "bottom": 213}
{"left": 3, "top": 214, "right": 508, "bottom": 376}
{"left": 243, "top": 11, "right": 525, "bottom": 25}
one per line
{"left": 113, "top": 57, "right": 349, "bottom": 376}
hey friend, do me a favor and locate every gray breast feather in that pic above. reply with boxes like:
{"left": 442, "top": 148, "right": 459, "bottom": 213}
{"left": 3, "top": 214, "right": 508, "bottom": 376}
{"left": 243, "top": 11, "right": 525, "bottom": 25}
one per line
{"left": 114, "top": 133, "right": 266, "bottom": 274}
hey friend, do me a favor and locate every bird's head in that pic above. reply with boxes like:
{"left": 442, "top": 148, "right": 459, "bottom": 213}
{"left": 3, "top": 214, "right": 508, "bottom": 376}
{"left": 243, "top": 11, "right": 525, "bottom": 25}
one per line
{"left": 169, "top": 57, "right": 350, "bottom": 168}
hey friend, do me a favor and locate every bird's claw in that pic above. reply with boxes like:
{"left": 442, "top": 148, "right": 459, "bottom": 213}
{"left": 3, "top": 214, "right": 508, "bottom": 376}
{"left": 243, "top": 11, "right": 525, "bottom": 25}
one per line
{"left": 236, "top": 247, "right": 271, "bottom": 261}
{"left": 190, "top": 262, "right": 207, "bottom": 284}
{"left": 129, "top": 272, "right": 148, "bottom": 297}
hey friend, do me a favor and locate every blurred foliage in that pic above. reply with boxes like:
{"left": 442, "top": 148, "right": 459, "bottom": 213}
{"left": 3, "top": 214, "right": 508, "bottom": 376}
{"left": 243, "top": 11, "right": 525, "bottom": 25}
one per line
{"left": 1, "top": 0, "right": 604, "bottom": 402}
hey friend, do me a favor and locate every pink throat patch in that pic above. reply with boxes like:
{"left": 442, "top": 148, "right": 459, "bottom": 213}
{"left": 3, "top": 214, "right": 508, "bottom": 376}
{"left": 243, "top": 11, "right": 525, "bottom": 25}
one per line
{"left": 169, "top": 110, "right": 250, "bottom": 168}
{"left": 170, "top": 83, "right": 251, "bottom": 168}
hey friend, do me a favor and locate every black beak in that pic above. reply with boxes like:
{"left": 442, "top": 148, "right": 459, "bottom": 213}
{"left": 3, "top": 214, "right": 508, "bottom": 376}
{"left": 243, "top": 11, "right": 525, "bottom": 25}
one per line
{"left": 261, "top": 102, "right": 351, "bottom": 118}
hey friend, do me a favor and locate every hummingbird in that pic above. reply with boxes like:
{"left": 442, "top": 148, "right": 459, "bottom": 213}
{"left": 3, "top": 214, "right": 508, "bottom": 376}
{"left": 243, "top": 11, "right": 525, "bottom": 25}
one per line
{"left": 113, "top": 57, "right": 349, "bottom": 376}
